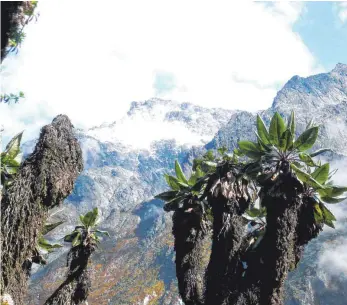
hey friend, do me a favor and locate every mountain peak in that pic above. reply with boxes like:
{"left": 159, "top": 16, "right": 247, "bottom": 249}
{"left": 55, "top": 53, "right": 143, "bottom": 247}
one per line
{"left": 332, "top": 62, "right": 347, "bottom": 74}
{"left": 271, "top": 63, "right": 347, "bottom": 110}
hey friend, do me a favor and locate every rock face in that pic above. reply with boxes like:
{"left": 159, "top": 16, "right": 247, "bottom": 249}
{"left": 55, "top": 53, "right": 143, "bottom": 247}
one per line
{"left": 27, "top": 64, "right": 347, "bottom": 305}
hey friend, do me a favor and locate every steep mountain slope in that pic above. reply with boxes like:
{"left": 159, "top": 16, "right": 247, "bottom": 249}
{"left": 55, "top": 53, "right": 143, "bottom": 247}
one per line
{"left": 27, "top": 64, "right": 347, "bottom": 305}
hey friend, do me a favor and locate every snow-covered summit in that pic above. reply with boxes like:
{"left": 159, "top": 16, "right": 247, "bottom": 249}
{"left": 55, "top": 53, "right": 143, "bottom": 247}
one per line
{"left": 85, "top": 98, "right": 235, "bottom": 150}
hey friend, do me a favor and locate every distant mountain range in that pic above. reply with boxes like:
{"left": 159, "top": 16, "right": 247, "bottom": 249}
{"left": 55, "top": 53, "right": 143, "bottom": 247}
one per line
{"left": 27, "top": 63, "right": 347, "bottom": 305}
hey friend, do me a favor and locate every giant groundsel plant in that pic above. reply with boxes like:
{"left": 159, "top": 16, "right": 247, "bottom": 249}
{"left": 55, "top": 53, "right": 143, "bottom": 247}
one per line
{"left": 156, "top": 111, "right": 347, "bottom": 305}
{"left": 238, "top": 111, "right": 346, "bottom": 228}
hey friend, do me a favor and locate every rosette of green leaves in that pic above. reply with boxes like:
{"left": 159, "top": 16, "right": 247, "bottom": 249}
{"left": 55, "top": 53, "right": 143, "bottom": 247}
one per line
{"left": 1, "top": 131, "right": 23, "bottom": 187}
{"left": 155, "top": 160, "right": 209, "bottom": 212}
{"left": 192, "top": 147, "right": 238, "bottom": 174}
{"left": 237, "top": 111, "right": 332, "bottom": 183}
{"left": 63, "top": 208, "right": 110, "bottom": 247}
{"left": 237, "top": 111, "right": 347, "bottom": 228}
{"left": 295, "top": 163, "right": 347, "bottom": 228}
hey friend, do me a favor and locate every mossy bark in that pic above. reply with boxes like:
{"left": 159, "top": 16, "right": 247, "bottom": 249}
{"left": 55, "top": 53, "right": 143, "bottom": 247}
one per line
{"left": 0, "top": 115, "right": 83, "bottom": 304}
{"left": 44, "top": 244, "right": 94, "bottom": 305}
{"left": 175, "top": 170, "right": 323, "bottom": 305}
{"left": 205, "top": 169, "right": 250, "bottom": 305}
{"left": 172, "top": 205, "right": 210, "bottom": 305}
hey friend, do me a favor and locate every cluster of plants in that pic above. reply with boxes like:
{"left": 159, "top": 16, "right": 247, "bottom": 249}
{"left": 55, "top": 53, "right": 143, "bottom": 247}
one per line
{"left": 156, "top": 111, "right": 347, "bottom": 305}
{"left": 159, "top": 111, "right": 345, "bottom": 231}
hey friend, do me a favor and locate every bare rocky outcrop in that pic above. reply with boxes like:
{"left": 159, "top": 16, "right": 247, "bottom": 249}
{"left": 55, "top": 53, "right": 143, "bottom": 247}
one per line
{"left": 0, "top": 115, "right": 83, "bottom": 304}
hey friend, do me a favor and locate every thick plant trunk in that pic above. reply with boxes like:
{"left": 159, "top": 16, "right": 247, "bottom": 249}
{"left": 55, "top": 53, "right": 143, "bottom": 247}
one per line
{"left": 1, "top": 1, "right": 22, "bottom": 61}
{"left": 44, "top": 245, "right": 94, "bottom": 305}
{"left": 0, "top": 115, "right": 83, "bottom": 304}
{"left": 172, "top": 207, "right": 210, "bottom": 305}
{"left": 205, "top": 171, "right": 250, "bottom": 305}
{"left": 175, "top": 170, "right": 324, "bottom": 305}
{"left": 228, "top": 172, "right": 305, "bottom": 305}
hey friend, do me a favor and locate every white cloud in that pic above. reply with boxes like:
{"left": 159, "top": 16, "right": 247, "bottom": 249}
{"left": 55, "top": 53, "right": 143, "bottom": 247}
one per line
{"left": 318, "top": 157, "right": 347, "bottom": 277}
{"left": 1, "top": 0, "right": 322, "bottom": 143}
{"left": 336, "top": 2, "right": 347, "bottom": 23}
{"left": 319, "top": 238, "right": 347, "bottom": 276}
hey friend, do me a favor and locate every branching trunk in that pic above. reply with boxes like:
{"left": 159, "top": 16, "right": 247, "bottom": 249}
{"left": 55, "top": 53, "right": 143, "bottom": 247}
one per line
{"left": 172, "top": 206, "right": 210, "bottom": 305}
{"left": 0, "top": 115, "right": 83, "bottom": 304}
{"left": 44, "top": 244, "right": 94, "bottom": 305}
{"left": 174, "top": 170, "right": 323, "bottom": 305}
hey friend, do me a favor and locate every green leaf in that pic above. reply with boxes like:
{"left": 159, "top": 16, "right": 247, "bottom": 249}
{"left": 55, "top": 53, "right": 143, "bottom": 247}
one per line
{"left": 309, "top": 148, "right": 332, "bottom": 158}
{"left": 188, "top": 168, "right": 205, "bottom": 187}
{"left": 95, "top": 229, "right": 110, "bottom": 237}
{"left": 79, "top": 215, "right": 85, "bottom": 226}
{"left": 269, "top": 112, "right": 286, "bottom": 146}
{"left": 72, "top": 232, "right": 82, "bottom": 247}
{"left": 324, "top": 219, "right": 335, "bottom": 229}
{"left": 246, "top": 208, "right": 262, "bottom": 218}
{"left": 164, "top": 174, "right": 180, "bottom": 191}
{"left": 291, "top": 163, "right": 324, "bottom": 190}
{"left": 188, "top": 172, "right": 197, "bottom": 186}
{"left": 298, "top": 153, "right": 317, "bottom": 167}
{"left": 311, "top": 163, "right": 329, "bottom": 184}
{"left": 233, "top": 148, "right": 244, "bottom": 157}
{"left": 238, "top": 141, "right": 263, "bottom": 159}
{"left": 80, "top": 208, "right": 99, "bottom": 228}
{"left": 2, "top": 157, "right": 20, "bottom": 174}
{"left": 319, "top": 186, "right": 347, "bottom": 197}
{"left": 191, "top": 175, "right": 210, "bottom": 192}
{"left": 313, "top": 203, "right": 323, "bottom": 222}
{"left": 64, "top": 231, "right": 79, "bottom": 242}
{"left": 155, "top": 190, "right": 178, "bottom": 202}
{"left": 90, "top": 233, "right": 100, "bottom": 243}
{"left": 255, "top": 132, "right": 271, "bottom": 152}
{"left": 320, "top": 196, "right": 347, "bottom": 204}
{"left": 217, "top": 146, "right": 228, "bottom": 156}
{"left": 281, "top": 129, "right": 294, "bottom": 151}
{"left": 287, "top": 110, "right": 295, "bottom": 136}
{"left": 204, "top": 150, "right": 215, "bottom": 161}
{"left": 256, "top": 115, "right": 271, "bottom": 144}
{"left": 175, "top": 160, "right": 188, "bottom": 184}
{"left": 320, "top": 203, "right": 336, "bottom": 222}
{"left": 38, "top": 237, "right": 62, "bottom": 252}
{"left": 294, "top": 126, "right": 318, "bottom": 152}
{"left": 3, "top": 131, "right": 23, "bottom": 160}
{"left": 42, "top": 221, "right": 64, "bottom": 235}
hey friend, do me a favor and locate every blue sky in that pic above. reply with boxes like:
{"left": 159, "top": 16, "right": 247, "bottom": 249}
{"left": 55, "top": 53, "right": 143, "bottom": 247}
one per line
{"left": 294, "top": 2, "right": 347, "bottom": 71}
{"left": 1, "top": 1, "right": 347, "bottom": 144}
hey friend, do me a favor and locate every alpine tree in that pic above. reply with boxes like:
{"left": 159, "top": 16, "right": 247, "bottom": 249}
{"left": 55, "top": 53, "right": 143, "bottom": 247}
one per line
{"left": 0, "top": 115, "right": 83, "bottom": 305}
{"left": 44, "top": 208, "right": 109, "bottom": 305}
{"left": 156, "top": 111, "right": 347, "bottom": 305}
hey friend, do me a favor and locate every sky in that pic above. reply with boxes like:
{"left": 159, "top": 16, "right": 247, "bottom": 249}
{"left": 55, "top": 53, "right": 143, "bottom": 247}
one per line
{"left": 1, "top": 1, "right": 347, "bottom": 143}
